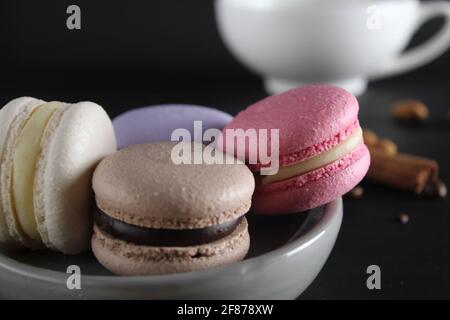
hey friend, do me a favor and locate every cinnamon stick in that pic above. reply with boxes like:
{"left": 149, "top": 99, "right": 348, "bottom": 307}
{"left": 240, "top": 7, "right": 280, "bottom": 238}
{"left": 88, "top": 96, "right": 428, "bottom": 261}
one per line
{"left": 367, "top": 148, "right": 439, "bottom": 194}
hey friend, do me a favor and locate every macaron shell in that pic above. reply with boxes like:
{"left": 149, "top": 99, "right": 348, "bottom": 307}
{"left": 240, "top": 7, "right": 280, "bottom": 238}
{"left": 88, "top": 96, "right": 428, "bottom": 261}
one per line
{"left": 34, "top": 102, "right": 116, "bottom": 254}
{"left": 0, "top": 98, "right": 34, "bottom": 244}
{"left": 92, "top": 217, "right": 250, "bottom": 275}
{"left": 222, "top": 85, "right": 359, "bottom": 166}
{"left": 93, "top": 142, "right": 255, "bottom": 229}
{"left": 252, "top": 144, "right": 370, "bottom": 214}
{"left": 0, "top": 97, "right": 44, "bottom": 247}
{"left": 113, "top": 104, "right": 233, "bottom": 149}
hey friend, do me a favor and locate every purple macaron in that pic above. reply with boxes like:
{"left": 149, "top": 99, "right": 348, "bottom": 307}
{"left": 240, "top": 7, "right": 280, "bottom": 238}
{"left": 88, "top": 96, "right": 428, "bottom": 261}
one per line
{"left": 113, "top": 104, "right": 233, "bottom": 149}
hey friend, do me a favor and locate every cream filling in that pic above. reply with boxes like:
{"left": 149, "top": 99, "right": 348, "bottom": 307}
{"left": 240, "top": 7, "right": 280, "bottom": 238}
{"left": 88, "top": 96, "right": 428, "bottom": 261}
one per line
{"left": 261, "top": 127, "right": 363, "bottom": 185}
{"left": 12, "top": 102, "right": 62, "bottom": 241}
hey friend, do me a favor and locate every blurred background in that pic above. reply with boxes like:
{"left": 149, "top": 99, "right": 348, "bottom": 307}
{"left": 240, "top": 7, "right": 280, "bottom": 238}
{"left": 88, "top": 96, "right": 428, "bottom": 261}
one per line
{"left": 0, "top": 0, "right": 449, "bottom": 299}
{"left": 0, "top": 0, "right": 449, "bottom": 92}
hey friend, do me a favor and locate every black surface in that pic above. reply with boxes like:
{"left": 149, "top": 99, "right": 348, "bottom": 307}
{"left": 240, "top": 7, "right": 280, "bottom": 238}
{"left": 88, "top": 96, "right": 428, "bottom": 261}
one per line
{"left": 1, "top": 0, "right": 450, "bottom": 299}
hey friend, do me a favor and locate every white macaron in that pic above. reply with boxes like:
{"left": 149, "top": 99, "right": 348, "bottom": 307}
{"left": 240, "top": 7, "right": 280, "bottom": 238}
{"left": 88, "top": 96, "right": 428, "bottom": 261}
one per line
{"left": 0, "top": 97, "right": 116, "bottom": 254}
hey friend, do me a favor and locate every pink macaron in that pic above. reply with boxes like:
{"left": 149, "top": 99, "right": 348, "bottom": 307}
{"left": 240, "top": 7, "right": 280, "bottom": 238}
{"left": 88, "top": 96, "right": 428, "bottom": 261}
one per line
{"left": 222, "top": 85, "right": 370, "bottom": 214}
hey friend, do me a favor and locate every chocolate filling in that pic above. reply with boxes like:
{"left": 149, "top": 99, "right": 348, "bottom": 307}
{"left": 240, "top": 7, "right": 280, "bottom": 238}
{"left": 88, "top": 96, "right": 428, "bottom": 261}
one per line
{"left": 95, "top": 209, "right": 242, "bottom": 247}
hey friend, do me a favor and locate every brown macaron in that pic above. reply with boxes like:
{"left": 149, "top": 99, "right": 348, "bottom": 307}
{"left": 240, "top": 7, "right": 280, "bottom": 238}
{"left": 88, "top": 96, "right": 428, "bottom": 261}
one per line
{"left": 91, "top": 141, "right": 255, "bottom": 275}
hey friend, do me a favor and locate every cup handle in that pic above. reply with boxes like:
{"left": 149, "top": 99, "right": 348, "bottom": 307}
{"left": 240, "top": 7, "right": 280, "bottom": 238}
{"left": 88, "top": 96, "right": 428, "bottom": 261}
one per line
{"left": 371, "top": 1, "right": 450, "bottom": 79}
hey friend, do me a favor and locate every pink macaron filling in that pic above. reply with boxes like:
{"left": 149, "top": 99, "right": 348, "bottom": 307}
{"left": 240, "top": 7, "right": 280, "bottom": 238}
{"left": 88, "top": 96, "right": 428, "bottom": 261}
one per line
{"left": 252, "top": 143, "right": 370, "bottom": 214}
{"left": 257, "top": 141, "right": 367, "bottom": 193}
{"left": 251, "top": 119, "right": 360, "bottom": 172}
{"left": 253, "top": 122, "right": 363, "bottom": 186}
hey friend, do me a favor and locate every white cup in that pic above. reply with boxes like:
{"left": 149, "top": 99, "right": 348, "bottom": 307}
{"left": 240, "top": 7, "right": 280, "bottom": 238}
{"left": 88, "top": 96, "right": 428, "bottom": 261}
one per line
{"left": 215, "top": 0, "right": 450, "bottom": 95}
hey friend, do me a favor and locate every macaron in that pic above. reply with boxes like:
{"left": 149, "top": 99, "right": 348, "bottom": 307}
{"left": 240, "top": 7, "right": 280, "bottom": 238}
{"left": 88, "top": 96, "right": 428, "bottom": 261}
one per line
{"left": 222, "top": 85, "right": 370, "bottom": 214}
{"left": 113, "top": 104, "right": 233, "bottom": 149}
{"left": 0, "top": 97, "right": 116, "bottom": 253}
{"left": 91, "top": 141, "right": 254, "bottom": 275}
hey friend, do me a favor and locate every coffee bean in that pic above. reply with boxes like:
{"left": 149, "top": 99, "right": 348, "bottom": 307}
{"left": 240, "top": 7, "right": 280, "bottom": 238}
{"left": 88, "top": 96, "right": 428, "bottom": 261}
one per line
{"left": 436, "top": 180, "right": 448, "bottom": 198}
{"left": 391, "top": 100, "right": 429, "bottom": 122}
{"left": 363, "top": 128, "right": 378, "bottom": 146}
{"left": 377, "top": 138, "right": 398, "bottom": 156}
{"left": 397, "top": 212, "right": 410, "bottom": 224}
{"left": 346, "top": 186, "right": 364, "bottom": 199}
{"left": 422, "top": 179, "right": 447, "bottom": 199}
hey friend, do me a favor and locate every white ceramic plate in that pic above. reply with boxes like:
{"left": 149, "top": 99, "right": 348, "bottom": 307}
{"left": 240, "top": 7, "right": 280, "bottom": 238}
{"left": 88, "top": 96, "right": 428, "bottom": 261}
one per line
{"left": 0, "top": 198, "right": 342, "bottom": 300}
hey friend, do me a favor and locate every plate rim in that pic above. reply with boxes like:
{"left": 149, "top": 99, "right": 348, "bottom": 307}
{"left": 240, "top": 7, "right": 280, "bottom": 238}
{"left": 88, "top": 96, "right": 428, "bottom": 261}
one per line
{"left": 0, "top": 197, "right": 342, "bottom": 286}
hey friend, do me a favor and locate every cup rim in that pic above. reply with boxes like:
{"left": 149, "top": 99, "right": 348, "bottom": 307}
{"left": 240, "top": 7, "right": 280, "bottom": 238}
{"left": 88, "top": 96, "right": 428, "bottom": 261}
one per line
{"left": 216, "top": 0, "right": 419, "bottom": 9}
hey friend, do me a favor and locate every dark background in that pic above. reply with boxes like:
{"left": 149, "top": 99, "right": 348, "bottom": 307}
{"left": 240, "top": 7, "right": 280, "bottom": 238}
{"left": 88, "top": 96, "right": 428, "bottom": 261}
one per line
{"left": 0, "top": 0, "right": 449, "bottom": 299}
{"left": 1, "top": 0, "right": 450, "bottom": 89}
